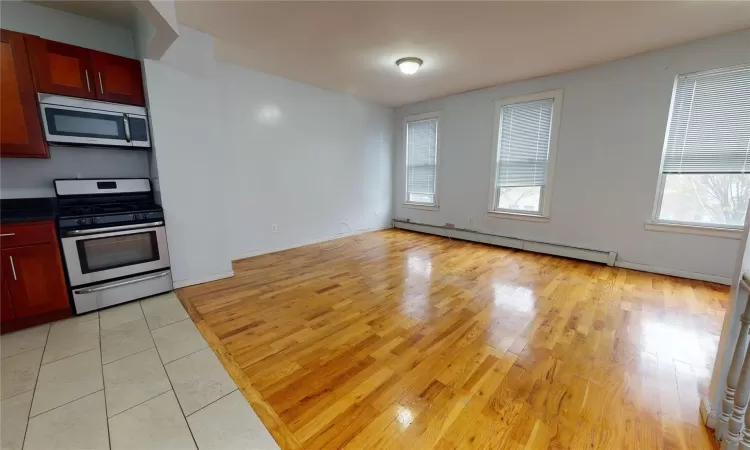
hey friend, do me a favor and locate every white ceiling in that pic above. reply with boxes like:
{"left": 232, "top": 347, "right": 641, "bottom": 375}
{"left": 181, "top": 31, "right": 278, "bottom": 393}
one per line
{"left": 176, "top": 1, "right": 750, "bottom": 107}
{"left": 32, "top": 1, "right": 750, "bottom": 107}
{"left": 29, "top": 0, "right": 137, "bottom": 28}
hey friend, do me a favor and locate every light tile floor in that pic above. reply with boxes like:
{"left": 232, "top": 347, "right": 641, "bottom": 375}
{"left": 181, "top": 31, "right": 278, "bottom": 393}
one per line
{"left": 0, "top": 292, "right": 280, "bottom": 450}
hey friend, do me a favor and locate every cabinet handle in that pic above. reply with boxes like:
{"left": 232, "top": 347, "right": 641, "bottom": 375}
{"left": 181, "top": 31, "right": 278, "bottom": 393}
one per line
{"left": 85, "top": 70, "right": 91, "bottom": 92}
{"left": 9, "top": 256, "right": 16, "bottom": 281}
{"left": 0, "top": 233, "right": 15, "bottom": 237}
{"left": 98, "top": 72, "right": 104, "bottom": 95}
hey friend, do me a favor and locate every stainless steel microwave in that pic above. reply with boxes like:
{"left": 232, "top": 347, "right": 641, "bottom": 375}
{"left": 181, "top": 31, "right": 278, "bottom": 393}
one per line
{"left": 38, "top": 93, "right": 151, "bottom": 148}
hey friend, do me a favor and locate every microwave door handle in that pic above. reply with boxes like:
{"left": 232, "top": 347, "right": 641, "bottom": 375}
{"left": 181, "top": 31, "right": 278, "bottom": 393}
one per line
{"left": 123, "top": 114, "right": 131, "bottom": 143}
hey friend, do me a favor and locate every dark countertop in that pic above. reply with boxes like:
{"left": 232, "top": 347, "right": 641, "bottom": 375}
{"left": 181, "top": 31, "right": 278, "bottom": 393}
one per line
{"left": 0, "top": 198, "right": 57, "bottom": 224}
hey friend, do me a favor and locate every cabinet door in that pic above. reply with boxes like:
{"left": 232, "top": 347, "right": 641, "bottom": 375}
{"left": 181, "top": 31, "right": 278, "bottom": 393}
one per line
{"left": 26, "top": 36, "right": 96, "bottom": 99}
{"left": 1, "top": 276, "right": 14, "bottom": 323}
{"left": 2, "top": 245, "right": 70, "bottom": 319}
{"left": 90, "top": 51, "right": 145, "bottom": 106}
{"left": 0, "top": 30, "right": 48, "bottom": 158}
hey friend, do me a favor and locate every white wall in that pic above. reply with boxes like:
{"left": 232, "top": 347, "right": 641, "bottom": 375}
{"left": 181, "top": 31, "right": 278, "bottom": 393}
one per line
{"left": 218, "top": 62, "right": 393, "bottom": 259}
{"left": 140, "top": 25, "right": 394, "bottom": 287}
{"left": 1, "top": 147, "right": 150, "bottom": 198}
{"left": 393, "top": 29, "right": 750, "bottom": 281}
{"left": 0, "top": 1, "right": 148, "bottom": 199}
{"left": 141, "top": 26, "right": 233, "bottom": 288}
{"left": 0, "top": 0, "right": 135, "bottom": 58}
{"left": 133, "top": 0, "right": 178, "bottom": 60}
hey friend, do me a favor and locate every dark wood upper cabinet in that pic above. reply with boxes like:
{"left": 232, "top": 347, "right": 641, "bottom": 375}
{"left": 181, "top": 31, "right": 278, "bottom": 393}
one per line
{"left": 26, "top": 35, "right": 96, "bottom": 100}
{"left": 0, "top": 30, "right": 48, "bottom": 158}
{"left": 90, "top": 50, "right": 145, "bottom": 106}
{"left": 26, "top": 36, "right": 145, "bottom": 106}
{"left": 2, "top": 31, "right": 147, "bottom": 159}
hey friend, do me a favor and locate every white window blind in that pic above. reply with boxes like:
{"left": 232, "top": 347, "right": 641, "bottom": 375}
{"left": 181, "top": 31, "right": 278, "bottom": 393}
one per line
{"left": 406, "top": 118, "right": 438, "bottom": 205}
{"left": 662, "top": 64, "right": 750, "bottom": 174}
{"left": 496, "top": 99, "right": 553, "bottom": 188}
{"left": 654, "top": 64, "right": 750, "bottom": 228}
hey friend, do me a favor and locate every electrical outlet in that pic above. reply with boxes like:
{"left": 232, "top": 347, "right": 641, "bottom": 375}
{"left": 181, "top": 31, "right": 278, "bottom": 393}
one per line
{"left": 271, "top": 224, "right": 278, "bottom": 233}
{"left": 375, "top": 211, "right": 379, "bottom": 217}
{"left": 468, "top": 216, "right": 473, "bottom": 224}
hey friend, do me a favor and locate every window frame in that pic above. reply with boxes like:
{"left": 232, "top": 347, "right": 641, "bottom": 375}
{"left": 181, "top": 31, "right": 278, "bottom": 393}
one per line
{"left": 403, "top": 111, "right": 441, "bottom": 210}
{"left": 487, "top": 89, "right": 563, "bottom": 220}
{"left": 651, "top": 171, "right": 748, "bottom": 233}
{"left": 650, "top": 67, "right": 749, "bottom": 233}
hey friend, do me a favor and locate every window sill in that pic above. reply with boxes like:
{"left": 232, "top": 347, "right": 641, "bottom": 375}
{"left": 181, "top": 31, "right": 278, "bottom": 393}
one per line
{"left": 644, "top": 221, "right": 742, "bottom": 240}
{"left": 486, "top": 211, "right": 549, "bottom": 223}
{"left": 402, "top": 203, "right": 439, "bottom": 211}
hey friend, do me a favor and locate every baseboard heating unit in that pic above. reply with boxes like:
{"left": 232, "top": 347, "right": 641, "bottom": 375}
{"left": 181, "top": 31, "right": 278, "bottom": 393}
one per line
{"left": 393, "top": 219, "right": 617, "bottom": 266}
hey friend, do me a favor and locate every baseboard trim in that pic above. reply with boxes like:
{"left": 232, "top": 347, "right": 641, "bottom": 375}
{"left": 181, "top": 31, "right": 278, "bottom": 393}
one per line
{"left": 614, "top": 261, "right": 731, "bottom": 285}
{"left": 173, "top": 225, "right": 392, "bottom": 287}
{"left": 394, "top": 220, "right": 731, "bottom": 285}
{"left": 394, "top": 220, "right": 615, "bottom": 265}
{"left": 231, "top": 224, "right": 392, "bottom": 261}
{"left": 173, "top": 271, "right": 235, "bottom": 289}
{"left": 701, "top": 396, "right": 718, "bottom": 429}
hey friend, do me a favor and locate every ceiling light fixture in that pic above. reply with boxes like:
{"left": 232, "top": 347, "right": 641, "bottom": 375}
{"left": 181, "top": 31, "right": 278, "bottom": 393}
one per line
{"left": 396, "top": 57, "right": 423, "bottom": 75}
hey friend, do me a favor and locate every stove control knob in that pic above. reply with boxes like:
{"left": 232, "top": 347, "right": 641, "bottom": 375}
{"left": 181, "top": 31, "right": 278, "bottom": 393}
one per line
{"left": 76, "top": 218, "right": 84, "bottom": 225}
{"left": 91, "top": 217, "right": 99, "bottom": 224}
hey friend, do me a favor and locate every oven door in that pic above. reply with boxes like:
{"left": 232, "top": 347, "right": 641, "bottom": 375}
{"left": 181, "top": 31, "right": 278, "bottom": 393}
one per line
{"left": 40, "top": 102, "right": 131, "bottom": 147}
{"left": 61, "top": 223, "right": 170, "bottom": 287}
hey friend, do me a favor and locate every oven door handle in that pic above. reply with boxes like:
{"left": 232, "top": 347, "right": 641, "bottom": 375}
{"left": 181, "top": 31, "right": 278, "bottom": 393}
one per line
{"left": 67, "top": 221, "right": 164, "bottom": 236}
{"left": 73, "top": 270, "right": 171, "bottom": 294}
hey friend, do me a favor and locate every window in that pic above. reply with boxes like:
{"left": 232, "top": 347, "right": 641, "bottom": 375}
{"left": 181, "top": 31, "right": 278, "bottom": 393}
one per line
{"left": 653, "top": 64, "right": 750, "bottom": 229}
{"left": 489, "top": 90, "right": 562, "bottom": 218}
{"left": 404, "top": 112, "right": 440, "bottom": 207}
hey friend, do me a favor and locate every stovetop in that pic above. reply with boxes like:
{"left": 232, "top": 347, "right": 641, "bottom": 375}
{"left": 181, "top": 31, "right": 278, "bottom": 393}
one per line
{"left": 57, "top": 200, "right": 164, "bottom": 230}
{"left": 58, "top": 201, "right": 161, "bottom": 219}
{"left": 54, "top": 178, "right": 164, "bottom": 231}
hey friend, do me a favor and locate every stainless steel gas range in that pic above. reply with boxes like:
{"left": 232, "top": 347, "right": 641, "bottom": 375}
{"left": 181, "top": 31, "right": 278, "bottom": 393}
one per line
{"left": 55, "top": 178, "right": 172, "bottom": 314}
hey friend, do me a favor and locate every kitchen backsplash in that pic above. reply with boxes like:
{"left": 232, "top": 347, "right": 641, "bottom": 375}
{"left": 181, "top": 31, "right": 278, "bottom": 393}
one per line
{"left": 0, "top": 146, "right": 150, "bottom": 199}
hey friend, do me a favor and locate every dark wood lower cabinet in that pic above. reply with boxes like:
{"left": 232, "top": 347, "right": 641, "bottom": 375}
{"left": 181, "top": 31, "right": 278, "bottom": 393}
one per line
{"left": 0, "top": 221, "right": 71, "bottom": 332}
{"left": 2, "top": 244, "right": 69, "bottom": 318}
{"left": 1, "top": 277, "right": 14, "bottom": 323}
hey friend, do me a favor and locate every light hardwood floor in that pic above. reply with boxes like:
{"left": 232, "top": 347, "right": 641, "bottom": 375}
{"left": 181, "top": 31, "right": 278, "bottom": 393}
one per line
{"left": 177, "top": 229, "right": 727, "bottom": 449}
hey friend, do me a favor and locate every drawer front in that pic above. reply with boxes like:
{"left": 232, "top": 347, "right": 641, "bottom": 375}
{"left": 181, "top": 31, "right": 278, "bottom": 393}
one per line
{"left": 72, "top": 270, "right": 172, "bottom": 314}
{"left": 0, "top": 221, "right": 56, "bottom": 248}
